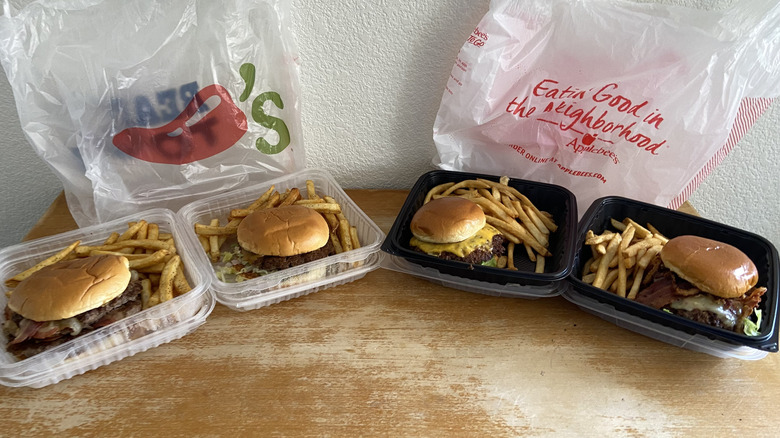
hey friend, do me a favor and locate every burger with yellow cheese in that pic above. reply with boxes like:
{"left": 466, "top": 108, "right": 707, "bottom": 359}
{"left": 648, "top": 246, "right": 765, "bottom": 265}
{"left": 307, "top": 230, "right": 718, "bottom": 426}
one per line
{"left": 409, "top": 197, "right": 505, "bottom": 267}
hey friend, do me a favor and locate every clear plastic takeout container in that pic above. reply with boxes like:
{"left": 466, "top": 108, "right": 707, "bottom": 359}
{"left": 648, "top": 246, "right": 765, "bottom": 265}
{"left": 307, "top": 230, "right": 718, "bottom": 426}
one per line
{"left": 381, "top": 170, "right": 578, "bottom": 299}
{"left": 0, "top": 208, "right": 214, "bottom": 388}
{"left": 178, "top": 168, "right": 386, "bottom": 311}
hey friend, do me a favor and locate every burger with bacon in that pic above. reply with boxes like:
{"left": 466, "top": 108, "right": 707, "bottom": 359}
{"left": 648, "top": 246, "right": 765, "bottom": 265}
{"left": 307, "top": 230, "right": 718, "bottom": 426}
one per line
{"left": 4, "top": 255, "right": 143, "bottom": 359}
{"left": 635, "top": 235, "right": 767, "bottom": 335}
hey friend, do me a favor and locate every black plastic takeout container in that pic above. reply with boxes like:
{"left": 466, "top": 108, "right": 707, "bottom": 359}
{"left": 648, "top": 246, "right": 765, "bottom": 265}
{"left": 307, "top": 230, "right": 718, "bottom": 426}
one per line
{"left": 567, "top": 196, "right": 780, "bottom": 354}
{"left": 381, "top": 170, "right": 578, "bottom": 296}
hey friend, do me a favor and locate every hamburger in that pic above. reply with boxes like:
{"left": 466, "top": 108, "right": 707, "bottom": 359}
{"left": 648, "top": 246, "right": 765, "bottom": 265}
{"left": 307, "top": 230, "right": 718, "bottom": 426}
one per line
{"left": 3, "top": 255, "right": 144, "bottom": 359}
{"left": 217, "top": 205, "right": 335, "bottom": 281}
{"left": 634, "top": 235, "right": 767, "bottom": 335}
{"left": 409, "top": 197, "right": 505, "bottom": 267}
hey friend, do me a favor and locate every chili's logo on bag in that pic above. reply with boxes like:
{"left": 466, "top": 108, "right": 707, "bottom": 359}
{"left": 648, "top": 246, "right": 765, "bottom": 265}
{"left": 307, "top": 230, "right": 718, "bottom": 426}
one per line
{"left": 112, "top": 63, "right": 290, "bottom": 164}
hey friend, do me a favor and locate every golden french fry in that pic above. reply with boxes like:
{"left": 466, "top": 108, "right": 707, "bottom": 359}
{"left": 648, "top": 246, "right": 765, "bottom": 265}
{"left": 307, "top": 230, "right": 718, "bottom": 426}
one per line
{"left": 610, "top": 218, "right": 626, "bottom": 232}
{"left": 616, "top": 250, "right": 627, "bottom": 298}
{"left": 512, "top": 200, "right": 547, "bottom": 247}
{"left": 6, "top": 240, "right": 81, "bottom": 285}
{"left": 247, "top": 185, "right": 276, "bottom": 210}
{"left": 627, "top": 266, "right": 646, "bottom": 300}
{"left": 593, "top": 233, "right": 621, "bottom": 288}
{"left": 128, "top": 250, "right": 170, "bottom": 269}
{"left": 477, "top": 188, "right": 516, "bottom": 218}
{"left": 350, "top": 226, "right": 360, "bottom": 250}
{"left": 261, "top": 192, "right": 281, "bottom": 209}
{"left": 637, "top": 245, "right": 663, "bottom": 269}
{"left": 647, "top": 223, "right": 669, "bottom": 244}
{"left": 194, "top": 223, "right": 239, "bottom": 236}
{"left": 306, "top": 180, "right": 317, "bottom": 199}
{"left": 208, "top": 219, "right": 221, "bottom": 262}
{"left": 279, "top": 188, "right": 301, "bottom": 206}
{"left": 497, "top": 256, "right": 508, "bottom": 269}
{"left": 484, "top": 216, "right": 522, "bottom": 244}
{"left": 338, "top": 219, "right": 353, "bottom": 253}
{"left": 330, "top": 231, "right": 344, "bottom": 254}
{"left": 323, "top": 213, "right": 339, "bottom": 231}
{"left": 507, "top": 242, "right": 517, "bottom": 270}
{"left": 75, "top": 239, "right": 173, "bottom": 256}
{"left": 424, "top": 182, "right": 456, "bottom": 204}
{"left": 585, "top": 230, "right": 616, "bottom": 245}
{"left": 602, "top": 268, "right": 620, "bottom": 291}
{"left": 173, "top": 264, "right": 192, "bottom": 295}
{"left": 625, "top": 237, "right": 662, "bottom": 258}
{"left": 118, "top": 220, "right": 147, "bottom": 241}
{"left": 158, "top": 255, "right": 180, "bottom": 303}
{"left": 535, "top": 255, "right": 545, "bottom": 274}
{"left": 104, "top": 232, "right": 120, "bottom": 245}
{"left": 476, "top": 178, "right": 557, "bottom": 232}
{"left": 623, "top": 218, "right": 651, "bottom": 239}
{"left": 471, "top": 197, "right": 549, "bottom": 256}
{"left": 523, "top": 242, "right": 537, "bottom": 262}
{"left": 299, "top": 203, "right": 342, "bottom": 215}
{"left": 141, "top": 279, "right": 153, "bottom": 309}
{"left": 582, "top": 272, "right": 596, "bottom": 284}
{"left": 441, "top": 179, "right": 491, "bottom": 197}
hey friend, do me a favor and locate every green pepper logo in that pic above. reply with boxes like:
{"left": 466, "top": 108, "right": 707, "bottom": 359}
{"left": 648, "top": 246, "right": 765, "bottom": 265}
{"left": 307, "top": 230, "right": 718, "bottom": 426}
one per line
{"left": 239, "top": 62, "right": 291, "bottom": 154}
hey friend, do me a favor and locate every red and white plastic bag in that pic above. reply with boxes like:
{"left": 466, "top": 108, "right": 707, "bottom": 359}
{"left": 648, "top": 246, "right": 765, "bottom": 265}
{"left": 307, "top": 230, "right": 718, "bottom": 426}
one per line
{"left": 433, "top": 0, "right": 780, "bottom": 214}
{"left": 0, "top": 0, "right": 304, "bottom": 225}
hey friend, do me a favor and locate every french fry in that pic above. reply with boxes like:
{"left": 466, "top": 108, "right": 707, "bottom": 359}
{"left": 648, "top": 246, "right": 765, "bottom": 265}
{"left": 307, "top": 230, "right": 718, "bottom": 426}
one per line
{"left": 141, "top": 279, "right": 153, "bottom": 309}
{"left": 127, "top": 249, "right": 170, "bottom": 269}
{"left": 507, "top": 242, "right": 517, "bottom": 270}
{"left": 194, "top": 223, "right": 239, "bottom": 236}
{"left": 118, "top": 220, "right": 146, "bottom": 241}
{"left": 209, "top": 219, "right": 221, "bottom": 262}
{"left": 173, "top": 265, "right": 192, "bottom": 295}
{"left": 338, "top": 219, "right": 353, "bottom": 253}
{"left": 104, "top": 232, "right": 120, "bottom": 245}
{"left": 247, "top": 185, "right": 276, "bottom": 210}
{"left": 593, "top": 233, "right": 621, "bottom": 288}
{"left": 424, "top": 182, "right": 456, "bottom": 204}
{"left": 306, "top": 180, "right": 317, "bottom": 199}
{"left": 158, "top": 255, "right": 180, "bottom": 303}
{"left": 350, "top": 226, "right": 361, "bottom": 250}
{"left": 535, "top": 255, "right": 545, "bottom": 274}
{"left": 331, "top": 230, "right": 344, "bottom": 254}
{"left": 6, "top": 240, "right": 81, "bottom": 286}
{"left": 497, "top": 256, "right": 507, "bottom": 269}
{"left": 298, "top": 203, "right": 342, "bottom": 215}
{"left": 279, "top": 188, "right": 301, "bottom": 207}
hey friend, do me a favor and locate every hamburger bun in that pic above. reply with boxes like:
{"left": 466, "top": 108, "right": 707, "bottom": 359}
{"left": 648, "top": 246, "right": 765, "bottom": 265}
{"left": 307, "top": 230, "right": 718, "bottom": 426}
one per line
{"left": 660, "top": 235, "right": 758, "bottom": 299}
{"left": 237, "top": 205, "right": 330, "bottom": 257}
{"left": 410, "top": 197, "right": 486, "bottom": 244}
{"left": 8, "top": 255, "right": 132, "bottom": 322}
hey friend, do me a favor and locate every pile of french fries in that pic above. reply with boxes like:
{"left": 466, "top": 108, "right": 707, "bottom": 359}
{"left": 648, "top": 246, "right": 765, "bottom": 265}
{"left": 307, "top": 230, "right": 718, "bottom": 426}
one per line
{"left": 423, "top": 176, "right": 557, "bottom": 273}
{"left": 4, "top": 220, "right": 192, "bottom": 310}
{"left": 581, "top": 217, "right": 669, "bottom": 299}
{"left": 194, "top": 179, "right": 360, "bottom": 263}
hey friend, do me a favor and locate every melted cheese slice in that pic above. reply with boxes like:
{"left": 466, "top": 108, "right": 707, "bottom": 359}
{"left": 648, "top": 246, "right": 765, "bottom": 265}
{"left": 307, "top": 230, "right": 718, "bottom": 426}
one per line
{"left": 669, "top": 295, "right": 738, "bottom": 329}
{"left": 410, "top": 224, "right": 500, "bottom": 258}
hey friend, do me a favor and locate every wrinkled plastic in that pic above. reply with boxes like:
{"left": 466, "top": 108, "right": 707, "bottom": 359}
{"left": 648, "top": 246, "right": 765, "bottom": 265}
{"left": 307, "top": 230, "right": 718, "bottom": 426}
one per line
{"left": 0, "top": 0, "right": 304, "bottom": 225}
{"left": 433, "top": 0, "right": 780, "bottom": 216}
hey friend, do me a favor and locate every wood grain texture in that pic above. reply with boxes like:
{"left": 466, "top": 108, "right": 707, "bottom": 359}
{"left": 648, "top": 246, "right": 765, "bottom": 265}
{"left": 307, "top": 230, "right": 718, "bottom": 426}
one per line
{"left": 3, "top": 190, "right": 778, "bottom": 436}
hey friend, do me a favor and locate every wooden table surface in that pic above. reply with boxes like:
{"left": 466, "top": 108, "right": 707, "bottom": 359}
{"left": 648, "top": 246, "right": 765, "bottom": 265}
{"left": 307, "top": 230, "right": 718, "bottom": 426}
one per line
{"left": 2, "top": 191, "right": 778, "bottom": 437}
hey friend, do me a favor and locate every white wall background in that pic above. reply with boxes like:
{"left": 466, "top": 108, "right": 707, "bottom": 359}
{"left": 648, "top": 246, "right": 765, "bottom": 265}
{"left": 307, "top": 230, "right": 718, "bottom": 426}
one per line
{"left": 0, "top": 0, "right": 777, "bottom": 251}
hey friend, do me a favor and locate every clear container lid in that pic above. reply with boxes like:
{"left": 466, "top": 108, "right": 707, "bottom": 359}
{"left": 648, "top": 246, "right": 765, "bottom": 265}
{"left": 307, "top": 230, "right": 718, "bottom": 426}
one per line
{"left": 0, "top": 208, "right": 214, "bottom": 388}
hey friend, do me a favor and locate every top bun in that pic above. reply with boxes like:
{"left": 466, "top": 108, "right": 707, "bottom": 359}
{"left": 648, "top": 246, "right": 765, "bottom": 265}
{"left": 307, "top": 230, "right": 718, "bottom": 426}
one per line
{"left": 660, "top": 235, "right": 758, "bottom": 299}
{"left": 237, "top": 205, "right": 330, "bottom": 257}
{"left": 410, "top": 197, "right": 486, "bottom": 244}
{"left": 8, "top": 255, "right": 131, "bottom": 321}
